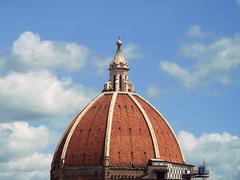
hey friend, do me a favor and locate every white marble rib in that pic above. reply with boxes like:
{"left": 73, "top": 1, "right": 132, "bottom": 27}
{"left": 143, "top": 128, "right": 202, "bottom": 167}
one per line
{"left": 128, "top": 93, "right": 160, "bottom": 159}
{"left": 103, "top": 92, "right": 118, "bottom": 162}
{"left": 60, "top": 93, "right": 105, "bottom": 161}
{"left": 134, "top": 93, "right": 186, "bottom": 163}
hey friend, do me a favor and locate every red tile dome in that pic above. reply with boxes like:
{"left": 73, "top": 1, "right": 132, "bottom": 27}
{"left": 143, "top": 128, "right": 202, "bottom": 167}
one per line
{"left": 51, "top": 39, "right": 190, "bottom": 180}
{"left": 52, "top": 92, "right": 184, "bottom": 169}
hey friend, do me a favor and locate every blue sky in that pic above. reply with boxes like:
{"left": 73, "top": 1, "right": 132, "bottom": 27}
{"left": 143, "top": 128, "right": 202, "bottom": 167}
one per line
{"left": 0, "top": 1, "right": 240, "bottom": 179}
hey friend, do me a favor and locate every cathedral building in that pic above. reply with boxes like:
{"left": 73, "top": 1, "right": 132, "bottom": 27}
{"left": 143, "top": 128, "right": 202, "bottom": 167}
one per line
{"left": 51, "top": 39, "right": 209, "bottom": 180}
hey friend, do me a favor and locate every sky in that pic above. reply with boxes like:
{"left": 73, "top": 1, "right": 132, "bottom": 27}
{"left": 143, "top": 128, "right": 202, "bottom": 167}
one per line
{"left": 0, "top": 0, "right": 240, "bottom": 179}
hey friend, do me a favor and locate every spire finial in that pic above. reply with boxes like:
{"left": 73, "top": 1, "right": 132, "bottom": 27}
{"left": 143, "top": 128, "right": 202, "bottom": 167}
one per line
{"left": 102, "top": 38, "right": 134, "bottom": 92}
{"left": 116, "top": 37, "right": 122, "bottom": 48}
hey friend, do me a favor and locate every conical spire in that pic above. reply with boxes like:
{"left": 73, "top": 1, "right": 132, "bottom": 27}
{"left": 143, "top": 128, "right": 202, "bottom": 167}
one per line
{"left": 109, "top": 37, "right": 129, "bottom": 70}
{"left": 103, "top": 38, "right": 134, "bottom": 92}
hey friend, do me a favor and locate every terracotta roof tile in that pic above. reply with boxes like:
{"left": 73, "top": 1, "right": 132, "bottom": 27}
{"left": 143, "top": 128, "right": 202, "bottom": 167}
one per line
{"left": 52, "top": 93, "right": 184, "bottom": 168}
{"left": 109, "top": 94, "right": 154, "bottom": 166}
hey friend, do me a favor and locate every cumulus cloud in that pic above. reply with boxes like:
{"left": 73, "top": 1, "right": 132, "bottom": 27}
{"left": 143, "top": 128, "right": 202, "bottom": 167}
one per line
{"left": 146, "top": 86, "right": 171, "bottom": 98}
{"left": 160, "top": 34, "right": 240, "bottom": 88}
{"left": 2, "top": 31, "right": 90, "bottom": 72}
{"left": 186, "top": 25, "right": 206, "bottom": 38}
{"left": 178, "top": 131, "right": 240, "bottom": 180}
{"left": 123, "top": 43, "right": 144, "bottom": 60}
{"left": 0, "top": 121, "right": 55, "bottom": 161}
{"left": 0, "top": 122, "right": 55, "bottom": 180}
{"left": 160, "top": 61, "right": 197, "bottom": 88}
{"left": 0, "top": 71, "right": 96, "bottom": 122}
{"left": 5, "top": 152, "right": 52, "bottom": 171}
{"left": 236, "top": 0, "right": 240, "bottom": 7}
{"left": 0, "top": 153, "right": 52, "bottom": 180}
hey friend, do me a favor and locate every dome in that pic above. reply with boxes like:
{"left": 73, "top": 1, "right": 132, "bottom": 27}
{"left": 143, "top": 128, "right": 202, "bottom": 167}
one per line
{"left": 51, "top": 39, "right": 195, "bottom": 180}
{"left": 52, "top": 92, "right": 184, "bottom": 169}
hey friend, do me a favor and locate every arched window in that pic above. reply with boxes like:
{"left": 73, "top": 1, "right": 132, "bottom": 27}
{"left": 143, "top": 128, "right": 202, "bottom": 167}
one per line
{"left": 113, "top": 75, "right": 116, "bottom": 91}
{"left": 119, "top": 75, "right": 122, "bottom": 91}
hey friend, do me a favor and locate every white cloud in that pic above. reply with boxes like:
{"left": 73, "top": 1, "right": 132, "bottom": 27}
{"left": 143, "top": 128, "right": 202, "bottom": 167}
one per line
{"left": 160, "top": 61, "right": 198, "bottom": 88}
{"left": 1, "top": 34, "right": 143, "bottom": 75}
{"left": 219, "top": 76, "right": 231, "bottom": 85}
{"left": 160, "top": 34, "right": 240, "bottom": 88}
{"left": 5, "top": 152, "right": 52, "bottom": 172}
{"left": 11, "top": 31, "right": 90, "bottom": 71}
{"left": 236, "top": 0, "right": 240, "bottom": 7}
{"left": 0, "top": 71, "right": 96, "bottom": 122}
{"left": 123, "top": 43, "right": 144, "bottom": 60}
{"left": 147, "top": 86, "right": 160, "bottom": 98}
{"left": 93, "top": 56, "right": 111, "bottom": 75}
{"left": 0, "top": 122, "right": 54, "bottom": 180}
{"left": 0, "top": 170, "right": 49, "bottom": 180}
{"left": 178, "top": 43, "right": 206, "bottom": 59}
{"left": 178, "top": 131, "right": 240, "bottom": 180}
{"left": 186, "top": 25, "right": 206, "bottom": 38}
{"left": 0, "top": 122, "right": 54, "bottom": 161}
{"left": 146, "top": 86, "right": 171, "bottom": 98}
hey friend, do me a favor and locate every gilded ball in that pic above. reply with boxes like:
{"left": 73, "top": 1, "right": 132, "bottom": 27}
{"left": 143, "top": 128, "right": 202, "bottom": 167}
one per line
{"left": 116, "top": 39, "right": 122, "bottom": 47}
